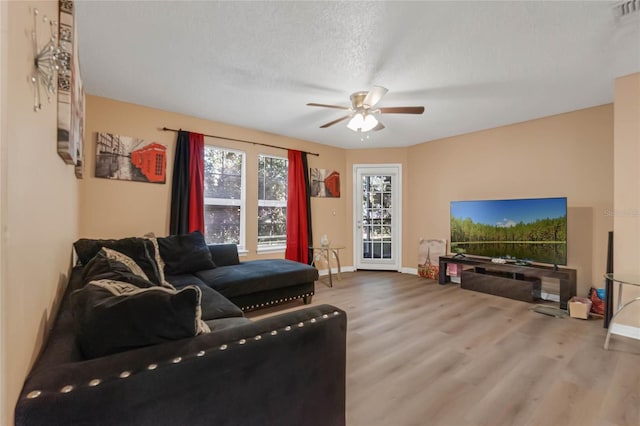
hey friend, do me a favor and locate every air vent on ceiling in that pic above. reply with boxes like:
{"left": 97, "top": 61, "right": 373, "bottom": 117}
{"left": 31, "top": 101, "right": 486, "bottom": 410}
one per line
{"left": 613, "top": 0, "right": 640, "bottom": 19}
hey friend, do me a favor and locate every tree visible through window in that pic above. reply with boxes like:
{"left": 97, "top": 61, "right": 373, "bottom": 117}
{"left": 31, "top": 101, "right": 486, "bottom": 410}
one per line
{"left": 258, "top": 155, "right": 287, "bottom": 248}
{"left": 204, "top": 146, "right": 246, "bottom": 248}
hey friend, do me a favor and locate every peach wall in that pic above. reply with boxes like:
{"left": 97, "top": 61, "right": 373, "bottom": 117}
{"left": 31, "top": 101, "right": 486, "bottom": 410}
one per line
{"left": 1, "top": 2, "right": 80, "bottom": 424}
{"left": 613, "top": 72, "right": 640, "bottom": 328}
{"left": 406, "top": 105, "right": 614, "bottom": 296}
{"left": 0, "top": 0, "right": 6, "bottom": 420}
{"left": 83, "top": 96, "right": 615, "bottom": 295}
{"left": 81, "top": 96, "right": 347, "bottom": 261}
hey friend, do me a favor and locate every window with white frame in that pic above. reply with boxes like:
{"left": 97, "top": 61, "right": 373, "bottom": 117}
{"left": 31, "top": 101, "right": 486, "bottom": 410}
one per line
{"left": 257, "top": 154, "right": 288, "bottom": 249}
{"left": 204, "top": 146, "right": 246, "bottom": 249}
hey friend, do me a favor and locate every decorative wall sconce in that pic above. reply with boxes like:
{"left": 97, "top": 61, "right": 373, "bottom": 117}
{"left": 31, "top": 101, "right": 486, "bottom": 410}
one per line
{"left": 31, "top": 8, "right": 67, "bottom": 111}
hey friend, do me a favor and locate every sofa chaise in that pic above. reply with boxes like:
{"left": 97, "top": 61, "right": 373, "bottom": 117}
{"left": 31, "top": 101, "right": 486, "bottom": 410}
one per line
{"left": 167, "top": 243, "right": 318, "bottom": 312}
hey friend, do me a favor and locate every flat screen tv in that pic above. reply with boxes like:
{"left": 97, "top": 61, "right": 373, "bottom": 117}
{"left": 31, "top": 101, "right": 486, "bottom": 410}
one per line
{"left": 450, "top": 197, "right": 567, "bottom": 265}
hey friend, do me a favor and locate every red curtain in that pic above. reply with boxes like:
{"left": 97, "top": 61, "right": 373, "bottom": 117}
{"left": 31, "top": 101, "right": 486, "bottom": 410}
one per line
{"left": 285, "top": 150, "right": 309, "bottom": 263}
{"left": 188, "top": 132, "right": 205, "bottom": 233}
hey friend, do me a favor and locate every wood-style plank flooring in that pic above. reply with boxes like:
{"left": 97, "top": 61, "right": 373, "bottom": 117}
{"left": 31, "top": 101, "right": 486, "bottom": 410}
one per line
{"left": 248, "top": 271, "right": 640, "bottom": 426}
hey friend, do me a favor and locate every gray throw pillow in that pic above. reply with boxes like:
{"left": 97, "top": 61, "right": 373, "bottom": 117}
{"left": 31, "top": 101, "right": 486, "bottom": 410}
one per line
{"left": 74, "top": 237, "right": 163, "bottom": 285}
{"left": 81, "top": 248, "right": 156, "bottom": 289}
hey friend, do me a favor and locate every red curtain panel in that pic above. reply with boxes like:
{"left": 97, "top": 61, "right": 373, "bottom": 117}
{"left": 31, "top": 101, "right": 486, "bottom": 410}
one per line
{"left": 285, "top": 150, "right": 309, "bottom": 263}
{"left": 188, "top": 132, "right": 205, "bottom": 233}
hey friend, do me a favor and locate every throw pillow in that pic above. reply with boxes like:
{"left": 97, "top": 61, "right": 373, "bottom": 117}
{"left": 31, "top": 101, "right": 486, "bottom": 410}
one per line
{"left": 143, "top": 232, "right": 173, "bottom": 288}
{"left": 102, "top": 247, "right": 149, "bottom": 280}
{"left": 157, "top": 231, "right": 216, "bottom": 275}
{"left": 208, "top": 244, "right": 240, "bottom": 266}
{"left": 81, "top": 248, "right": 156, "bottom": 289}
{"left": 74, "top": 237, "right": 163, "bottom": 285}
{"left": 71, "top": 280, "right": 210, "bottom": 359}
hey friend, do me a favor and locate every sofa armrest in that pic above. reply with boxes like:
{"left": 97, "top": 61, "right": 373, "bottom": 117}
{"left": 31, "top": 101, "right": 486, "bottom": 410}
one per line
{"left": 207, "top": 243, "right": 240, "bottom": 266}
{"left": 15, "top": 304, "right": 346, "bottom": 426}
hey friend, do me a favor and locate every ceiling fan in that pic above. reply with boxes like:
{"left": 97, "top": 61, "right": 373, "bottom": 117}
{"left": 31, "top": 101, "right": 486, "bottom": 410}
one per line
{"left": 307, "top": 86, "right": 425, "bottom": 132}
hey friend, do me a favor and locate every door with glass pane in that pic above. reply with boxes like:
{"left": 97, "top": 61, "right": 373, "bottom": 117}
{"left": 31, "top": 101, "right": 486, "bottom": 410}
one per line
{"left": 354, "top": 165, "right": 402, "bottom": 271}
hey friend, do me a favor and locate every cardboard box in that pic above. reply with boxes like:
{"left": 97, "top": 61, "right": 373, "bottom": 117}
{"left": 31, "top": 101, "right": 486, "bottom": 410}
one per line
{"left": 568, "top": 296, "right": 592, "bottom": 319}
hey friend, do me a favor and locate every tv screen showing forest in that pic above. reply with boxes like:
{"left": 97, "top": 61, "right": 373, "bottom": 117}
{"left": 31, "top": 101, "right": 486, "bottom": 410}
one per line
{"left": 450, "top": 197, "right": 567, "bottom": 265}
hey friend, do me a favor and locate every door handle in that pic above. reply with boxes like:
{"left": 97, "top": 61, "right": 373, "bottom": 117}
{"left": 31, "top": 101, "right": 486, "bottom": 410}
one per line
{"left": 356, "top": 220, "right": 362, "bottom": 229}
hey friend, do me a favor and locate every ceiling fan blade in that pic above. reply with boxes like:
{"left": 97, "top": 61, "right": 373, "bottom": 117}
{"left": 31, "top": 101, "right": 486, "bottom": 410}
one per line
{"left": 362, "top": 86, "right": 388, "bottom": 108}
{"left": 373, "top": 121, "right": 385, "bottom": 131}
{"left": 320, "top": 115, "right": 350, "bottom": 128}
{"left": 307, "top": 103, "right": 350, "bottom": 110}
{"left": 379, "top": 106, "right": 425, "bottom": 114}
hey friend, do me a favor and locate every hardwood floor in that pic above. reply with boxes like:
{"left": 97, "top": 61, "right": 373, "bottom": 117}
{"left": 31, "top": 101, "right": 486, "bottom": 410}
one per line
{"left": 248, "top": 271, "right": 640, "bottom": 426}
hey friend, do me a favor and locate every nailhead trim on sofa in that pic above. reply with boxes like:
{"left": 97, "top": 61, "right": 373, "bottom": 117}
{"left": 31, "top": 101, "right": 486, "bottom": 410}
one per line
{"left": 22, "top": 310, "right": 341, "bottom": 400}
{"left": 240, "top": 291, "right": 315, "bottom": 312}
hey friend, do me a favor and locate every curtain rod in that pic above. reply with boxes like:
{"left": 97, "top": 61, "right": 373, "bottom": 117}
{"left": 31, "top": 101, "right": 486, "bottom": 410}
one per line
{"left": 161, "top": 127, "right": 319, "bottom": 157}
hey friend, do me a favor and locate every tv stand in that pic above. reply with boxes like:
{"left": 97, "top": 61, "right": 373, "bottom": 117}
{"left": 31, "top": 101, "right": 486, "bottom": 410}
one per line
{"left": 439, "top": 255, "right": 577, "bottom": 310}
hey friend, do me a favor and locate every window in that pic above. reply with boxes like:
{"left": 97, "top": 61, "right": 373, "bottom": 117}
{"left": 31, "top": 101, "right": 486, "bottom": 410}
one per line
{"left": 257, "top": 154, "right": 288, "bottom": 249}
{"left": 204, "top": 146, "right": 246, "bottom": 249}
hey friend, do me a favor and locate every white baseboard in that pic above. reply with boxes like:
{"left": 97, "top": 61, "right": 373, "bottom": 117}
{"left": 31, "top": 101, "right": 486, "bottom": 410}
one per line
{"left": 318, "top": 267, "right": 434, "bottom": 276}
{"left": 610, "top": 323, "right": 640, "bottom": 340}
{"left": 317, "top": 269, "right": 330, "bottom": 277}
{"left": 317, "top": 266, "right": 355, "bottom": 277}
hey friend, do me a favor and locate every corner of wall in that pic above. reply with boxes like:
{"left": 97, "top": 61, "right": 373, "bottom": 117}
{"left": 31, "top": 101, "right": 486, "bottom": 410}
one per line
{"left": 3, "top": 1, "right": 82, "bottom": 424}
{"left": 0, "top": 0, "right": 8, "bottom": 421}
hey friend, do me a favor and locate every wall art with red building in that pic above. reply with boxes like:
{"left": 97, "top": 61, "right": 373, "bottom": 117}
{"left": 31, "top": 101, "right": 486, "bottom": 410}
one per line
{"left": 310, "top": 168, "right": 340, "bottom": 198}
{"left": 95, "top": 132, "right": 167, "bottom": 184}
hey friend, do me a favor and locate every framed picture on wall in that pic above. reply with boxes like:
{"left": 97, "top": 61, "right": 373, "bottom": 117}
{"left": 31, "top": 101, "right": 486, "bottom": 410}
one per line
{"left": 310, "top": 168, "right": 340, "bottom": 198}
{"left": 57, "top": 0, "right": 85, "bottom": 171}
{"left": 95, "top": 132, "right": 167, "bottom": 184}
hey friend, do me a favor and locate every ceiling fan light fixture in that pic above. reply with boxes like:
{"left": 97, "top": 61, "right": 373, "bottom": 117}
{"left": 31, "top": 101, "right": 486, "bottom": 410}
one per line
{"left": 362, "top": 114, "right": 379, "bottom": 132}
{"left": 347, "top": 112, "right": 378, "bottom": 132}
{"left": 308, "top": 86, "right": 424, "bottom": 131}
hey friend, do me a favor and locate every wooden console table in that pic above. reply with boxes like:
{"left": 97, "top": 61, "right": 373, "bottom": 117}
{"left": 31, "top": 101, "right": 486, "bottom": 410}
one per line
{"left": 439, "top": 255, "right": 577, "bottom": 310}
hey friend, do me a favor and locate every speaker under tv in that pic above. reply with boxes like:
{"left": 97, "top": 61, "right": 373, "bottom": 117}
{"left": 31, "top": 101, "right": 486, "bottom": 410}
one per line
{"left": 450, "top": 197, "right": 567, "bottom": 266}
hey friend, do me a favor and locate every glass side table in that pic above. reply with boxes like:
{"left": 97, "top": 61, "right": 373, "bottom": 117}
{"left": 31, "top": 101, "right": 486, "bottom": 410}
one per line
{"left": 603, "top": 273, "right": 640, "bottom": 350}
{"left": 310, "top": 246, "right": 345, "bottom": 288}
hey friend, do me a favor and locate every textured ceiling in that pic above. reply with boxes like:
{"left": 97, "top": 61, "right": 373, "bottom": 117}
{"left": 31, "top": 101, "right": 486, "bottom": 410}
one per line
{"left": 75, "top": 1, "right": 635, "bottom": 149}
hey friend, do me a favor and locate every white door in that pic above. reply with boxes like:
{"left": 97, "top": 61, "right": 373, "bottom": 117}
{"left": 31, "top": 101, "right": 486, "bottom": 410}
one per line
{"left": 354, "top": 164, "right": 402, "bottom": 271}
